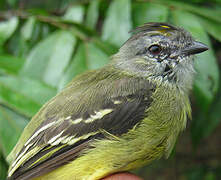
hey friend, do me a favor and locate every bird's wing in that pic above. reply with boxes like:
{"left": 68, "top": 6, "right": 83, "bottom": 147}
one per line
{"left": 8, "top": 68, "right": 155, "bottom": 180}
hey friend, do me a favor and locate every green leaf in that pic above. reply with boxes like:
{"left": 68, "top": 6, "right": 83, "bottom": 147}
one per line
{"left": 199, "top": 18, "right": 221, "bottom": 42}
{"left": 171, "top": 10, "right": 219, "bottom": 111}
{"left": 102, "top": 0, "right": 132, "bottom": 47}
{"left": 0, "top": 105, "right": 28, "bottom": 157}
{"left": 157, "top": 0, "right": 221, "bottom": 23}
{"left": 191, "top": 82, "right": 221, "bottom": 145}
{"left": 59, "top": 42, "right": 109, "bottom": 89}
{"left": 21, "top": 17, "right": 36, "bottom": 41}
{"left": 59, "top": 43, "right": 87, "bottom": 89}
{"left": 86, "top": 42, "right": 109, "bottom": 69}
{"left": 185, "top": 166, "right": 217, "bottom": 180}
{"left": 7, "top": 0, "right": 18, "bottom": 6}
{"left": 7, "top": 30, "right": 29, "bottom": 58}
{"left": 0, "top": 55, "right": 25, "bottom": 75}
{"left": 0, "top": 76, "right": 56, "bottom": 117}
{"left": 0, "top": 153, "right": 8, "bottom": 179}
{"left": 204, "top": 172, "right": 216, "bottom": 180}
{"left": 8, "top": 21, "right": 51, "bottom": 58}
{"left": 183, "top": 5, "right": 221, "bottom": 23}
{"left": 85, "top": 0, "right": 100, "bottom": 29}
{"left": 132, "top": 2, "right": 169, "bottom": 27}
{"left": 91, "top": 37, "right": 118, "bottom": 56}
{"left": 205, "top": 94, "right": 221, "bottom": 137}
{"left": 0, "top": 17, "right": 18, "bottom": 46}
{"left": 21, "top": 30, "right": 76, "bottom": 87}
{"left": 191, "top": 111, "right": 208, "bottom": 146}
{"left": 186, "top": 166, "right": 206, "bottom": 180}
{"left": 63, "top": 5, "right": 85, "bottom": 23}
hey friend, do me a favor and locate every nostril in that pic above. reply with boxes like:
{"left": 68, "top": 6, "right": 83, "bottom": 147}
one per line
{"left": 165, "top": 64, "right": 171, "bottom": 72}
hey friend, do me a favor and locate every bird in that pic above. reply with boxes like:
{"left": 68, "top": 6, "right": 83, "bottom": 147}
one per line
{"left": 7, "top": 22, "right": 208, "bottom": 180}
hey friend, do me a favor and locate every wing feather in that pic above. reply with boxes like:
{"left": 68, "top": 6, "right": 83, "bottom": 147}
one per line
{"left": 8, "top": 68, "right": 155, "bottom": 179}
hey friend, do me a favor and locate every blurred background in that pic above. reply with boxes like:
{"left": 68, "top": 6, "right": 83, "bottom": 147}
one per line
{"left": 0, "top": 0, "right": 220, "bottom": 179}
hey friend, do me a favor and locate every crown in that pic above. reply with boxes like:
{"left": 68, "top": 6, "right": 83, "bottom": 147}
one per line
{"left": 130, "top": 22, "right": 178, "bottom": 35}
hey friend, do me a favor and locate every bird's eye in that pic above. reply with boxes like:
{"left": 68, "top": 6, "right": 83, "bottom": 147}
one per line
{"left": 148, "top": 45, "right": 161, "bottom": 55}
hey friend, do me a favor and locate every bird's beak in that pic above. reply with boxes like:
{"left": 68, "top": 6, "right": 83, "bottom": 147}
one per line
{"left": 182, "top": 41, "right": 208, "bottom": 56}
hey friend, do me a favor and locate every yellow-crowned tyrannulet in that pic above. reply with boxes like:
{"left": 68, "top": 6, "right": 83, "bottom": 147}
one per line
{"left": 7, "top": 22, "right": 208, "bottom": 180}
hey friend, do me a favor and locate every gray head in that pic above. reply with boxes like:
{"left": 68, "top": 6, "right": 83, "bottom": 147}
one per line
{"left": 112, "top": 22, "right": 208, "bottom": 92}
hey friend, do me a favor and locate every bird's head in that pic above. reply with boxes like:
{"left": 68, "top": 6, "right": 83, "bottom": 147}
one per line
{"left": 112, "top": 22, "right": 208, "bottom": 92}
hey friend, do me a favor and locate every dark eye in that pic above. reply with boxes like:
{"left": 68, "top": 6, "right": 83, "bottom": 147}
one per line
{"left": 148, "top": 45, "right": 161, "bottom": 55}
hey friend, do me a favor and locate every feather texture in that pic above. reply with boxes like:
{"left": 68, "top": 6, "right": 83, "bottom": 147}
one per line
{"left": 8, "top": 66, "right": 156, "bottom": 179}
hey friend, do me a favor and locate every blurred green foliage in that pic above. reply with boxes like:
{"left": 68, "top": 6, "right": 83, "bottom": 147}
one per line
{"left": 0, "top": 0, "right": 220, "bottom": 179}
